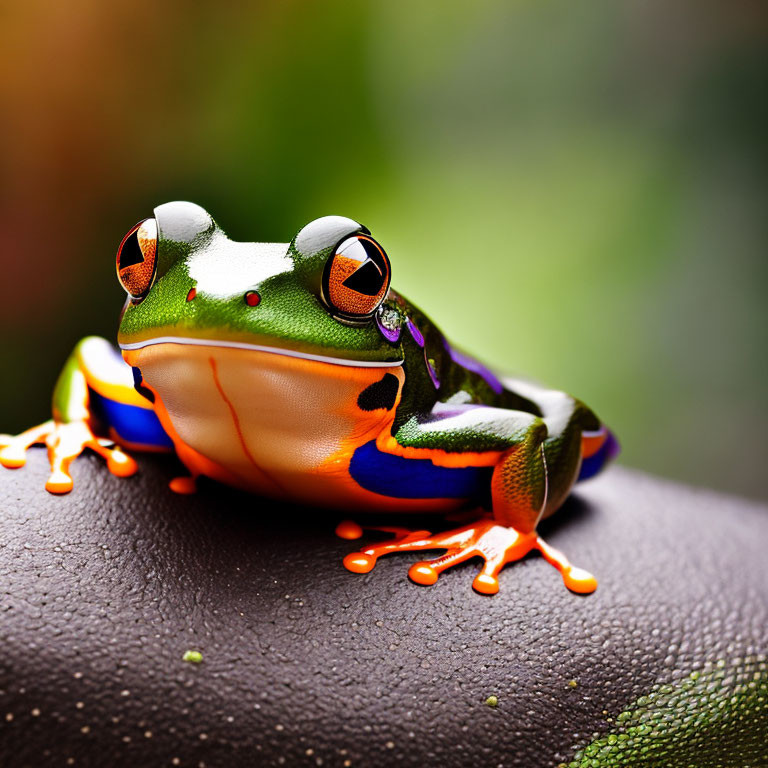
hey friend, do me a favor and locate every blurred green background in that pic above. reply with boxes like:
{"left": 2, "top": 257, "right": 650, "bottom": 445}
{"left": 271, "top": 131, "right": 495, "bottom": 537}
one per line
{"left": 1, "top": 0, "right": 766, "bottom": 499}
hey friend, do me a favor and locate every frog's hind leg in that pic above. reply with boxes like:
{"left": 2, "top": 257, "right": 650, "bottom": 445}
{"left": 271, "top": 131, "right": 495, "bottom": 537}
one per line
{"left": 342, "top": 432, "right": 596, "bottom": 596}
{"left": 485, "top": 395, "right": 598, "bottom": 592}
{"left": 342, "top": 397, "right": 598, "bottom": 594}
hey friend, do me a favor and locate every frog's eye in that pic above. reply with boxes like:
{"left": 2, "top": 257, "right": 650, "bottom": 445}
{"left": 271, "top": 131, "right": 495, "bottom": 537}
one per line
{"left": 116, "top": 218, "right": 158, "bottom": 300}
{"left": 322, "top": 234, "right": 391, "bottom": 321}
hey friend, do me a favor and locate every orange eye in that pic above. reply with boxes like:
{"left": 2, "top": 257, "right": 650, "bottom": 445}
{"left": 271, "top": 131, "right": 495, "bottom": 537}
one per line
{"left": 116, "top": 218, "right": 158, "bottom": 300}
{"left": 322, "top": 234, "right": 391, "bottom": 320}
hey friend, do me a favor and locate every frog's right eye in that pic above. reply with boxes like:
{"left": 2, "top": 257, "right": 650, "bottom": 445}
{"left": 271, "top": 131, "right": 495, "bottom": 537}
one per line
{"left": 321, "top": 234, "right": 391, "bottom": 321}
{"left": 116, "top": 218, "right": 158, "bottom": 300}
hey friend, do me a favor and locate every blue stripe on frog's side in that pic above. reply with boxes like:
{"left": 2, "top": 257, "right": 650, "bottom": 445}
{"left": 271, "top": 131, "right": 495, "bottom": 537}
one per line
{"left": 88, "top": 389, "right": 174, "bottom": 450}
{"left": 348, "top": 439, "right": 492, "bottom": 500}
{"left": 351, "top": 428, "right": 618, "bottom": 500}
{"left": 577, "top": 430, "right": 620, "bottom": 482}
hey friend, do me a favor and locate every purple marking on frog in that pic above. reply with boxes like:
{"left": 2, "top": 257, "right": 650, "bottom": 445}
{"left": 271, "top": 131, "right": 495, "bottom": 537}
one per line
{"left": 426, "top": 400, "right": 484, "bottom": 422}
{"left": 376, "top": 312, "right": 401, "bottom": 343}
{"left": 444, "top": 340, "right": 504, "bottom": 394}
{"left": 426, "top": 355, "right": 440, "bottom": 390}
{"left": 406, "top": 318, "right": 425, "bottom": 347}
{"left": 604, "top": 429, "right": 621, "bottom": 461}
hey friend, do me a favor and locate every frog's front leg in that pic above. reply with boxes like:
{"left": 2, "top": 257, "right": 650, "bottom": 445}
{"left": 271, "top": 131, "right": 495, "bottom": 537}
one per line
{"left": 0, "top": 337, "right": 142, "bottom": 493}
{"left": 342, "top": 398, "right": 600, "bottom": 594}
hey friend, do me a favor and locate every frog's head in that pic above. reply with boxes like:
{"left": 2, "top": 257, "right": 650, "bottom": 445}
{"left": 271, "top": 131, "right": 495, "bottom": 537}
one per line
{"left": 116, "top": 202, "right": 405, "bottom": 365}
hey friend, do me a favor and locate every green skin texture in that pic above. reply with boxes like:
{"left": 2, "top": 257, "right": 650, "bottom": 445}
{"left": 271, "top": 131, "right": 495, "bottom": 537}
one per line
{"left": 562, "top": 657, "right": 767, "bottom": 768}
{"left": 112, "top": 203, "right": 600, "bottom": 519}
{"left": 52, "top": 353, "right": 89, "bottom": 423}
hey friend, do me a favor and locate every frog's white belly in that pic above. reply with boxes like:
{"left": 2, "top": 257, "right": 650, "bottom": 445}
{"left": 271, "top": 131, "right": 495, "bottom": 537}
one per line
{"left": 129, "top": 341, "right": 401, "bottom": 503}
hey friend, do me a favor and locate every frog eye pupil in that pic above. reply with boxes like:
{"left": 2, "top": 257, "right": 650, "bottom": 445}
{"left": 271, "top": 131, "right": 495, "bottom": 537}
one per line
{"left": 116, "top": 218, "right": 158, "bottom": 300}
{"left": 342, "top": 258, "right": 384, "bottom": 296}
{"left": 117, "top": 231, "right": 144, "bottom": 270}
{"left": 322, "top": 234, "right": 391, "bottom": 320}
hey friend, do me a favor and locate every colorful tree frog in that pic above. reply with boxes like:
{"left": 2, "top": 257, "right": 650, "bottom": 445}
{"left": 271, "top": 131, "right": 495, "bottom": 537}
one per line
{"left": 0, "top": 202, "right": 618, "bottom": 594}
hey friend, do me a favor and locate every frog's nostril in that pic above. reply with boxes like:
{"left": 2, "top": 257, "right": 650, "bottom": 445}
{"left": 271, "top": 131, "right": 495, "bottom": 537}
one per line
{"left": 245, "top": 290, "right": 261, "bottom": 307}
{"left": 186, "top": 287, "right": 197, "bottom": 302}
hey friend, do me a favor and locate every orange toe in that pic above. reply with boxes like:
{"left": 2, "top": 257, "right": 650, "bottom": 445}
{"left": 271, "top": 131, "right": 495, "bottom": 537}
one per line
{"left": 335, "top": 520, "right": 364, "bottom": 540}
{"left": 0, "top": 452, "right": 26, "bottom": 469}
{"left": 46, "top": 471, "right": 74, "bottom": 494}
{"left": 343, "top": 552, "right": 376, "bottom": 574}
{"left": 408, "top": 562, "right": 439, "bottom": 586}
{"left": 562, "top": 567, "right": 597, "bottom": 594}
{"left": 107, "top": 451, "right": 138, "bottom": 477}
{"left": 169, "top": 476, "right": 197, "bottom": 494}
{"left": 472, "top": 573, "right": 500, "bottom": 595}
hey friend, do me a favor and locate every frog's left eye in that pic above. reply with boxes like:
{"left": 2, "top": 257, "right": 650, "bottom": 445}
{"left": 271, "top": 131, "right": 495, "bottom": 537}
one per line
{"left": 322, "top": 234, "right": 391, "bottom": 321}
{"left": 116, "top": 218, "right": 158, "bottom": 300}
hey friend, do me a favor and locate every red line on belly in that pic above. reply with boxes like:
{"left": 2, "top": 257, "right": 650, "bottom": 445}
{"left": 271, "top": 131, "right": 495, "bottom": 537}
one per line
{"left": 208, "top": 356, "right": 284, "bottom": 495}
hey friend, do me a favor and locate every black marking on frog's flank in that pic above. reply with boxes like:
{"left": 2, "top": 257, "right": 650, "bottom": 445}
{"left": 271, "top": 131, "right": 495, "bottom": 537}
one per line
{"left": 131, "top": 366, "right": 155, "bottom": 403}
{"left": 357, "top": 373, "right": 399, "bottom": 411}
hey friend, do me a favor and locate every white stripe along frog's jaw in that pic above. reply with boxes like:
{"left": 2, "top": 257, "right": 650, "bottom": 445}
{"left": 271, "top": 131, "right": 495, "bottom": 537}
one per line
{"left": 118, "top": 335, "right": 404, "bottom": 368}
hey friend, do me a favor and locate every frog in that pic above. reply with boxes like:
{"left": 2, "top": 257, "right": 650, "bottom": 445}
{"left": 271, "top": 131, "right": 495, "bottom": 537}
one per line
{"left": 0, "top": 201, "right": 619, "bottom": 595}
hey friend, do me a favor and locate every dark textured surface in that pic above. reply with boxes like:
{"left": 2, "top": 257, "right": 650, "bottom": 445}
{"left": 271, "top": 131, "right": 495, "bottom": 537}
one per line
{"left": 0, "top": 449, "right": 766, "bottom": 768}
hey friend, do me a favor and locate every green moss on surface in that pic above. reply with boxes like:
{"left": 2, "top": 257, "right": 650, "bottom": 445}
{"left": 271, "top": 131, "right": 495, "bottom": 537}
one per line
{"left": 566, "top": 656, "right": 767, "bottom": 767}
{"left": 182, "top": 650, "right": 203, "bottom": 664}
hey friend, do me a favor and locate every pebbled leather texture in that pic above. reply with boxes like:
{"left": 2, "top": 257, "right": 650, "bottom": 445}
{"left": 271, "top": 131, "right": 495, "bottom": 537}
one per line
{"left": 0, "top": 449, "right": 766, "bottom": 767}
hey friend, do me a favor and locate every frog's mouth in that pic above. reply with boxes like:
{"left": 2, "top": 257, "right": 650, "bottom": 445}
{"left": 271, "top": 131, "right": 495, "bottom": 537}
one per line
{"left": 118, "top": 335, "right": 403, "bottom": 368}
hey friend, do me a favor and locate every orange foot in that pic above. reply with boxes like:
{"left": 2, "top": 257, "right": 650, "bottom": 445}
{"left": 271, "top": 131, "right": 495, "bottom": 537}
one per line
{"left": 0, "top": 419, "right": 137, "bottom": 494}
{"left": 339, "top": 518, "right": 597, "bottom": 595}
{"left": 169, "top": 475, "right": 198, "bottom": 495}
